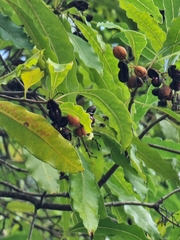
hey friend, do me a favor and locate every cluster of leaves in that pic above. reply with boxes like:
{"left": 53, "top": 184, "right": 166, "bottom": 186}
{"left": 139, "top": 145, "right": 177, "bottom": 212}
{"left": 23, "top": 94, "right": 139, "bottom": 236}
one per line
{"left": 0, "top": 0, "right": 180, "bottom": 239}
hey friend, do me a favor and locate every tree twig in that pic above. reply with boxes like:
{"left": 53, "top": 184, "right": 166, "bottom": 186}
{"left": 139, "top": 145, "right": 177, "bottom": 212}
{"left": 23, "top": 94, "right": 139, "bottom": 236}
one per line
{"left": 138, "top": 114, "right": 168, "bottom": 140}
{"left": 148, "top": 143, "right": 180, "bottom": 155}
{"left": 98, "top": 164, "right": 119, "bottom": 188}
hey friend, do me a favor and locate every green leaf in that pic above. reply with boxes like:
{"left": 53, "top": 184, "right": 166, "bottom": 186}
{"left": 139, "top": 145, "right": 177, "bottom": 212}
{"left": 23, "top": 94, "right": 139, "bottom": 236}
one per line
{"left": 135, "top": 99, "right": 180, "bottom": 123}
{"left": 143, "top": 137, "right": 180, "bottom": 161}
{"left": 97, "top": 22, "right": 147, "bottom": 64}
{"left": 106, "top": 164, "right": 160, "bottom": 239}
{"left": 102, "top": 136, "right": 148, "bottom": 200}
{"left": 134, "top": 85, "right": 157, "bottom": 123}
{"left": 162, "top": 16, "right": 180, "bottom": 65}
{"left": 7, "top": 0, "right": 74, "bottom": 63}
{"left": 25, "top": 155, "right": 60, "bottom": 193}
{"left": 131, "top": 136, "right": 179, "bottom": 183}
{"left": 6, "top": 0, "right": 58, "bottom": 62}
{"left": 75, "top": 21, "right": 116, "bottom": 79}
{"left": 0, "top": 12, "right": 33, "bottom": 50}
{"left": 163, "top": 0, "right": 180, "bottom": 30}
{"left": 123, "top": 30, "right": 147, "bottom": 65}
{"left": 24, "top": 48, "right": 44, "bottom": 68}
{"left": 122, "top": 0, "right": 162, "bottom": 23}
{"left": 119, "top": 0, "right": 166, "bottom": 52}
{"left": 61, "top": 102, "right": 92, "bottom": 134}
{"left": 47, "top": 58, "right": 73, "bottom": 94}
{"left": 7, "top": 201, "right": 34, "bottom": 213}
{"left": 79, "top": 89, "right": 133, "bottom": 149}
{"left": 70, "top": 154, "right": 100, "bottom": 235}
{"left": 70, "top": 218, "right": 149, "bottom": 240}
{"left": 0, "top": 101, "right": 83, "bottom": 173}
{"left": 68, "top": 33, "right": 103, "bottom": 75}
{"left": 0, "top": 70, "right": 17, "bottom": 84}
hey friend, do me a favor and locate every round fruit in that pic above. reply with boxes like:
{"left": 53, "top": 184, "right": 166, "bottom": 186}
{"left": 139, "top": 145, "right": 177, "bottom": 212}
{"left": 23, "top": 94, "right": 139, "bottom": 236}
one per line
{"left": 152, "top": 88, "right": 159, "bottom": 96}
{"left": 151, "top": 77, "right": 162, "bottom": 87}
{"left": 75, "top": 126, "right": 87, "bottom": 137}
{"left": 147, "top": 68, "right": 159, "bottom": 78}
{"left": 134, "top": 66, "right": 147, "bottom": 78}
{"left": 113, "top": 46, "right": 127, "bottom": 60}
{"left": 169, "top": 81, "right": 180, "bottom": 91}
{"left": 127, "top": 76, "right": 143, "bottom": 89}
{"left": 127, "top": 76, "right": 136, "bottom": 88}
{"left": 168, "top": 65, "right": 180, "bottom": 82}
{"left": 158, "top": 85, "right": 173, "bottom": 100}
{"left": 60, "top": 128, "right": 72, "bottom": 141}
{"left": 67, "top": 114, "right": 80, "bottom": 127}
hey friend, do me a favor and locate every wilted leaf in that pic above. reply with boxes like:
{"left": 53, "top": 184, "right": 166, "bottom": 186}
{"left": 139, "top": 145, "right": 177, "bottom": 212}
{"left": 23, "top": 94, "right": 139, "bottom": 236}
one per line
{"left": 0, "top": 101, "right": 83, "bottom": 173}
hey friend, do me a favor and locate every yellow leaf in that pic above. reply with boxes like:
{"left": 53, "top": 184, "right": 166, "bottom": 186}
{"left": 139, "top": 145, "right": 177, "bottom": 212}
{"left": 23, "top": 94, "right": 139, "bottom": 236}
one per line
{"left": 21, "top": 67, "right": 44, "bottom": 98}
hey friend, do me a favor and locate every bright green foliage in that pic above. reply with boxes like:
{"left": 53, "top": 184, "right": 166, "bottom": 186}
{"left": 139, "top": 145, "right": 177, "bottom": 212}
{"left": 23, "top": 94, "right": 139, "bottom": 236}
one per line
{"left": 0, "top": 0, "right": 180, "bottom": 239}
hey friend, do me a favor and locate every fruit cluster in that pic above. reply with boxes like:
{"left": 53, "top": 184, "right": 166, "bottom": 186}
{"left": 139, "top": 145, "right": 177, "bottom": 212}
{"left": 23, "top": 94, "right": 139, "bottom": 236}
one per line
{"left": 113, "top": 45, "right": 180, "bottom": 109}
{"left": 47, "top": 99, "right": 72, "bottom": 141}
{"left": 113, "top": 46, "right": 147, "bottom": 89}
{"left": 149, "top": 65, "right": 180, "bottom": 107}
{"left": 47, "top": 100, "right": 96, "bottom": 140}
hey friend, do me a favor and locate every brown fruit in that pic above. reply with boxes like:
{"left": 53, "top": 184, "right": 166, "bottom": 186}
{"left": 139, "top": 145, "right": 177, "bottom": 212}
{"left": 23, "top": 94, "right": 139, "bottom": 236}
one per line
{"left": 158, "top": 85, "right": 173, "bottom": 100}
{"left": 67, "top": 114, "right": 80, "bottom": 127}
{"left": 127, "top": 76, "right": 143, "bottom": 89}
{"left": 113, "top": 46, "right": 127, "bottom": 60}
{"left": 75, "top": 126, "right": 87, "bottom": 137}
{"left": 134, "top": 66, "right": 147, "bottom": 78}
{"left": 127, "top": 76, "right": 137, "bottom": 88}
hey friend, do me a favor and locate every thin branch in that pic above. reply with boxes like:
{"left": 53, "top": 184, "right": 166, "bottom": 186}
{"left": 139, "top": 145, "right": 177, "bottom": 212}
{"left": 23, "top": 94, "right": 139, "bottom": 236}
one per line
{"left": 98, "top": 164, "right": 119, "bottom": 188}
{"left": 128, "top": 87, "right": 138, "bottom": 112}
{"left": 0, "top": 158, "right": 28, "bottom": 172}
{"left": 148, "top": 143, "right": 180, "bottom": 155}
{"left": 156, "top": 187, "right": 180, "bottom": 204}
{"left": 0, "top": 191, "right": 72, "bottom": 211}
{"left": 0, "top": 94, "right": 46, "bottom": 103}
{"left": 138, "top": 114, "right": 168, "bottom": 140}
{"left": 28, "top": 208, "right": 37, "bottom": 240}
{"left": 105, "top": 187, "right": 180, "bottom": 228}
{"left": 0, "top": 180, "right": 69, "bottom": 198}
